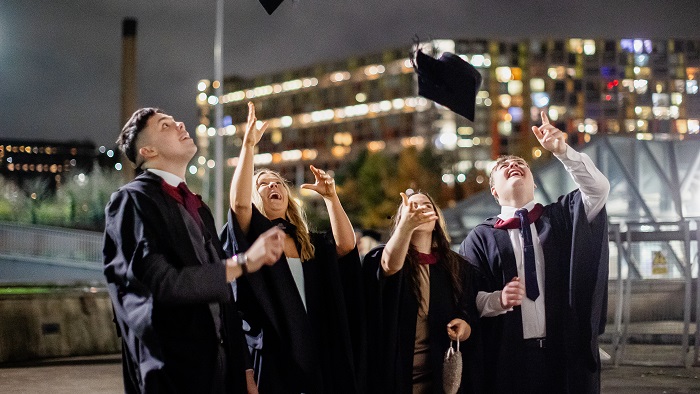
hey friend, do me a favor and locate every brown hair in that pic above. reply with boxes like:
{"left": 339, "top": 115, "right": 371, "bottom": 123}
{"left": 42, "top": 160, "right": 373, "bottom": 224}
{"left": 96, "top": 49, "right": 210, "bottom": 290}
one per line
{"left": 389, "top": 191, "right": 464, "bottom": 310}
{"left": 252, "top": 169, "right": 315, "bottom": 262}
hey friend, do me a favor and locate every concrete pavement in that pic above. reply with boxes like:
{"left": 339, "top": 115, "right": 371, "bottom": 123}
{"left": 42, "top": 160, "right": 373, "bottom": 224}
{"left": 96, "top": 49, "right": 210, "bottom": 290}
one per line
{"left": 1, "top": 353, "right": 699, "bottom": 393}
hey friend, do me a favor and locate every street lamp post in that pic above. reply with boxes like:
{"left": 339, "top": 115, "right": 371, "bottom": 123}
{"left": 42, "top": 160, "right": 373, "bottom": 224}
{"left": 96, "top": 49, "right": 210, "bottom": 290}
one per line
{"left": 213, "top": 0, "right": 224, "bottom": 228}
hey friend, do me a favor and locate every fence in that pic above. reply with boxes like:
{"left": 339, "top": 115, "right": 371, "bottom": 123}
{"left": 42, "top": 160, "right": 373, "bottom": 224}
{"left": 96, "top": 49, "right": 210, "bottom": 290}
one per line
{"left": 0, "top": 221, "right": 102, "bottom": 266}
{"left": 605, "top": 219, "right": 700, "bottom": 367}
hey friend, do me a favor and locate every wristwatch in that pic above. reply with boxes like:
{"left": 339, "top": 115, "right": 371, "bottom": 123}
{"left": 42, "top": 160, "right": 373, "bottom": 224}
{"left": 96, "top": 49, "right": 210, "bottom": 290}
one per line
{"left": 234, "top": 253, "right": 248, "bottom": 275}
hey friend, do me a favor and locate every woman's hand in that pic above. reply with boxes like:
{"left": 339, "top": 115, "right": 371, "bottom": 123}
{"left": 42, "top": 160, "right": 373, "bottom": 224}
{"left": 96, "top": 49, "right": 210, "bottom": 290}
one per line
{"left": 300, "top": 165, "right": 337, "bottom": 199}
{"left": 243, "top": 102, "right": 268, "bottom": 148}
{"left": 396, "top": 192, "right": 438, "bottom": 234}
{"left": 447, "top": 318, "right": 472, "bottom": 342}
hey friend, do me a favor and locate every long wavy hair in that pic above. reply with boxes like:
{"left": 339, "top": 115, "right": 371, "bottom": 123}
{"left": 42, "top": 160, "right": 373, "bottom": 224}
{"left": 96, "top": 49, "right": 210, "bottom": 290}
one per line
{"left": 252, "top": 169, "right": 315, "bottom": 262}
{"left": 389, "top": 191, "right": 464, "bottom": 309}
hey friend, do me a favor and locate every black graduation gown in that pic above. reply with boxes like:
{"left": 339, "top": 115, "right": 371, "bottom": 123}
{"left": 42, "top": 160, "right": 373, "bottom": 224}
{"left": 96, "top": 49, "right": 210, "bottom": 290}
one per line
{"left": 103, "top": 171, "right": 249, "bottom": 394}
{"left": 458, "top": 189, "right": 609, "bottom": 394}
{"left": 221, "top": 206, "right": 366, "bottom": 394}
{"left": 362, "top": 246, "right": 485, "bottom": 394}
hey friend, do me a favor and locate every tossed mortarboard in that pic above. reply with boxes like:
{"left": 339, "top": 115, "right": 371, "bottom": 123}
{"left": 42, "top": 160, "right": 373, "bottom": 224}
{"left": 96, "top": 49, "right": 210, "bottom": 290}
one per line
{"left": 258, "top": 0, "right": 285, "bottom": 15}
{"left": 413, "top": 48, "right": 482, "bottom": 121}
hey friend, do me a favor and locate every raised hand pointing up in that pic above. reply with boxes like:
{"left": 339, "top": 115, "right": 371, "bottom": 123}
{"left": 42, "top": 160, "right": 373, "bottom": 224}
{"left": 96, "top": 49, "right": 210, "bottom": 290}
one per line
{"left": 243, "top": 102, "right": 269, "bottom": 148}
{"left": 531, "top": 110, "right": 567, "bottom": 155}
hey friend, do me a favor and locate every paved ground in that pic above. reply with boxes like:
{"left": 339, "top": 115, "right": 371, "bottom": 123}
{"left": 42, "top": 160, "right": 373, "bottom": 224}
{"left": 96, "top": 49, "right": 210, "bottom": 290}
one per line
{"left": 1, "top": 353, "right": 699, "bottom": 393}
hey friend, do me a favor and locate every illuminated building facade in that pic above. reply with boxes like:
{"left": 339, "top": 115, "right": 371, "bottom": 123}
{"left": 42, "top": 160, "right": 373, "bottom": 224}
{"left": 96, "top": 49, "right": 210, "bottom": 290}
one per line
{"left": 195, "top": 38, "right": 700, "bottom": 199}
{"left": 0, "top": 139, "right": 100, "bottom": 191}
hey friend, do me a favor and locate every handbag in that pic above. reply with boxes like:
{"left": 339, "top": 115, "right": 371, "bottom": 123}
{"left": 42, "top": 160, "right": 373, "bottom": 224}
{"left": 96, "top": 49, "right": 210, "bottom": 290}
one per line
{"left": 442, "top": 339, "right": 463, "bottom": 394}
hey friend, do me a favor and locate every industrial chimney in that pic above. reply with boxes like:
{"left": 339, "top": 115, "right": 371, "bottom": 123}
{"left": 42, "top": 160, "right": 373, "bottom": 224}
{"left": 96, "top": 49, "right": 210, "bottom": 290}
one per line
{"left": 120, "top": 18, "right": 137, "bottom": 180}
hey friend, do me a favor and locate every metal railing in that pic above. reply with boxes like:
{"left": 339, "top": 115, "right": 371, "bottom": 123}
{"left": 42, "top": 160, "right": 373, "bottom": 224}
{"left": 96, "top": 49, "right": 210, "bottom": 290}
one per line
{"left": 0, "top": 221, "right": 103, "bottom": 265}
{"left": 606, "top": 219, "right": 699, "bottom": 368}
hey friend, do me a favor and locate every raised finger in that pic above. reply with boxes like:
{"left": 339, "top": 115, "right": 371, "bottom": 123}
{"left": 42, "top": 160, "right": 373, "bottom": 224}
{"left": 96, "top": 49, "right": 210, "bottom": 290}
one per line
{"left": 247, "top": 102, "right": 256, "bottom": 121}
{"left": 541, "top": 110, "right": 550, "bottom": 125}
{"left": 400, "top": 192, "right": 409, "bottom": 206}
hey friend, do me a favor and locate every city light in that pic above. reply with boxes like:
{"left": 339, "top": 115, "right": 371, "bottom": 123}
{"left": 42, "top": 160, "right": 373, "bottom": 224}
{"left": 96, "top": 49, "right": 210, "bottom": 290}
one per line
{"left": 280, "top": 116, "right": 293, "bottom": 127}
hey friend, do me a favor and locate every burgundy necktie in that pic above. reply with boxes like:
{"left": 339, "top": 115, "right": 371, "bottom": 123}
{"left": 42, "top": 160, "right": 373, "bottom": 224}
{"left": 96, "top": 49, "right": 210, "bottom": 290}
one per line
{"left": 493, "top": 203, "right": 544, "bottom": 230}
{"left": 495, "top": 204, "right": 543, "bottom": 301}
{"left": 161, "top": 180, "right": 203, "bottom": 229}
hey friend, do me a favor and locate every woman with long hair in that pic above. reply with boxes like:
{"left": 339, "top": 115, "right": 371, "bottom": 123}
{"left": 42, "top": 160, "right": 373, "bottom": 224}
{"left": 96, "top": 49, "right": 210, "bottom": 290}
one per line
{"left": 363, "top": 190, "right": 483, "bottom": 393}
{"left": 221, "top": 103, "right": 364, "bottom": 394}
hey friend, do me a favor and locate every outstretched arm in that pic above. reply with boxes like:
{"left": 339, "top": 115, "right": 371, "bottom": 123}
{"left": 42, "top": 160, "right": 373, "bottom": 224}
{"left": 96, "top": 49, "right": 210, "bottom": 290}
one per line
{"left": 300, "top": 165, "right": 355, "bottom": 256}
{"left": 381, "top": 193, "right": 438, "bottom": 276}
{"left": 532, "top": 111, "right": 610, "bottom": 221}
{"left": 230, "top": 102, "right": 268, "bottom": 234}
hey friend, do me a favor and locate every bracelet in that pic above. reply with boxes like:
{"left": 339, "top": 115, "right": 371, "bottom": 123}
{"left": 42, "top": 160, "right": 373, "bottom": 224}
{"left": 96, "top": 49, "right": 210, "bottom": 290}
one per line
{"left": 235, "top": 253, "right": 249, "bottom": 275}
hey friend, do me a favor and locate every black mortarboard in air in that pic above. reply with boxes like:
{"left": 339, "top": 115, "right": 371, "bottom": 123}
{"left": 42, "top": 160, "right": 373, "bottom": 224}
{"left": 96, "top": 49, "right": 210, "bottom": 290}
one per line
{"left": 413, "top": 48, "right": 482, "bottom": 121}
{"left": 258, "top": 0, "right": 285, "bottom": 14}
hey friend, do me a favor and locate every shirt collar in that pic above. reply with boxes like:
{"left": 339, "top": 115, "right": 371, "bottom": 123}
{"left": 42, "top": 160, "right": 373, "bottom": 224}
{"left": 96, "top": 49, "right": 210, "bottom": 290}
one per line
{"left": 147, "top": 168, "right": 184, "bottom": 187}
{"left": 498, "top": 200, "right": 537, "bottom": 220}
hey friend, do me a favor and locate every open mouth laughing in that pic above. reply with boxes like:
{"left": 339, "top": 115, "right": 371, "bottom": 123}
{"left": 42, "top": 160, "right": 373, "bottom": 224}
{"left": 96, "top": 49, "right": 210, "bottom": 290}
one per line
{"left": 506, "top": 167, "right": 525, "bottom": 179}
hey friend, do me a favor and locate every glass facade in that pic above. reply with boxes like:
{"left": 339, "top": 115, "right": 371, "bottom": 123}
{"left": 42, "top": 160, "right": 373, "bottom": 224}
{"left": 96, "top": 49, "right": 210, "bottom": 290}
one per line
{"left": 195, "top": 38, "right": 700, "bottom": 202}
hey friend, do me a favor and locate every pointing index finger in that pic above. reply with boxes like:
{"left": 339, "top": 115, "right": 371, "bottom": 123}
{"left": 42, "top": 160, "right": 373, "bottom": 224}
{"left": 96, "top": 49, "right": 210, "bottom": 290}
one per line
{"left": 400, "top": 192, "right": 409, "bottom": 206}
{"left": 540, "top": 110, "right": 550, "bottom": 125}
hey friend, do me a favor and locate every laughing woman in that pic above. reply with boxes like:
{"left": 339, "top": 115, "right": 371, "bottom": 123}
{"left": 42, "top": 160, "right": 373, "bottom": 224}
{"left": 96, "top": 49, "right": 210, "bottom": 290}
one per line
{"left": 221, "top": 103, "right": 365, "bottom": 394}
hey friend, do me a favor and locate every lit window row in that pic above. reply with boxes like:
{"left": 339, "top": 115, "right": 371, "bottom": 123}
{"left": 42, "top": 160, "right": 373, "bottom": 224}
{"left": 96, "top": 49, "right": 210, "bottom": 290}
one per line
{"left": 570, "top": 119, "right": 699, "bottom": 134}
{"left": 5, "top": 163, "right": 64, "bottom": 173}
{"left": 204, "top": 53, "right": 497, "bottom": 107}
{"left": 226, "top": 149, "right": 319, "bottom": 167}
{"left": 197, "top": 58, "right": 416, "bottom": 106}
{"left": 216, "top": 134, "right": 428, "bottom": 168}
{"left": 198, "top": 96, "right": 431, "bottom": 137}
{"left": 568, "top": 39, "right": 597, "bottom": 55}
{"left": 2, "top": 145, "right": 59, "bottom": 154}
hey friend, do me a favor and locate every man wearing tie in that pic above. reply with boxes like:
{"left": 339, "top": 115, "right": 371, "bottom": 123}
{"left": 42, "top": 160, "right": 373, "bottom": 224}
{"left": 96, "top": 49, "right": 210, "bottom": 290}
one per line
{"left": 459, "top": 111, "right": 610, "bottom": 393}
{"left": 104, "top": 108, "right": 284, "bottom": 393}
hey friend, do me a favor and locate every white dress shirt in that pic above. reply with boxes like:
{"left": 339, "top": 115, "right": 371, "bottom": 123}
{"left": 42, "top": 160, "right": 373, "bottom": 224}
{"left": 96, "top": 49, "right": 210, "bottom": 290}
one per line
{"left": 287, "top": 257, "right": 307, "bottom": 312}
{"left": 147, "top": 168, "right": 185, "bottom": 187}
{"left": 477, "top": 145, "right": 610, "bottom": 339}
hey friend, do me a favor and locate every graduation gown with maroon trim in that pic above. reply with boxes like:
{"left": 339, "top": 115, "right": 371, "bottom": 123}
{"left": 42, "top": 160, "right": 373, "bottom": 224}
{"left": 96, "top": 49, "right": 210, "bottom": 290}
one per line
{"left": 458, "top": 189, "right": 609, "bottom": 393}
{"left": 221, "top": 206, "right": 366, "bottom": 394}
{"left": 361, "top": 246, "right": 485, "bottom": 394}
{"left": 103, "top": 171, "right": 249, "bottom": 393}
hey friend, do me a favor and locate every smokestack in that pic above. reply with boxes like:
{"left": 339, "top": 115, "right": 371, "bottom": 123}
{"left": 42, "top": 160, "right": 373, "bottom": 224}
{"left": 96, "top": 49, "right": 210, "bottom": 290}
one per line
{"left": 120, "top": 18, "right": 137, "bottom": 180}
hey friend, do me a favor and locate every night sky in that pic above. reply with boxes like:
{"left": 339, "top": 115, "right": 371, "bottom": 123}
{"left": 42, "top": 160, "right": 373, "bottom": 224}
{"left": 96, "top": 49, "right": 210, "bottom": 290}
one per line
{"left": 1, "top": 0, "right": 698, "bottom": 147}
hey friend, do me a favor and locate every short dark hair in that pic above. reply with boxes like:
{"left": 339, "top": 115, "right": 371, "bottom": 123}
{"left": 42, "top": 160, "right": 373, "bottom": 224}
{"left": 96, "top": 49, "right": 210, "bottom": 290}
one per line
{"left": 117, "top": 108, "right": 163, "bottom": 165}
